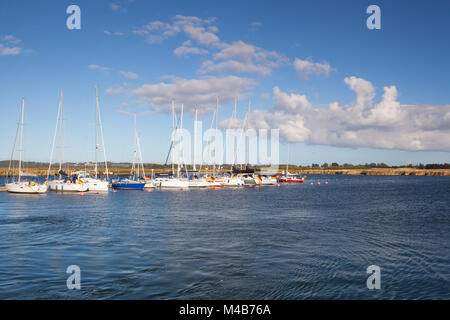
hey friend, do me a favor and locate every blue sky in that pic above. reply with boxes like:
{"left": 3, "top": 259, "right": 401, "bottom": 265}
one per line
{"left": 1, "top": 0, "right": 449, "bottom": 165}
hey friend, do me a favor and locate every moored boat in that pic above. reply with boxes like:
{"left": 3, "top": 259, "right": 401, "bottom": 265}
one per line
{"left": 6, "top": 181, "right": 47, "bottom": 194}
{"left": 48, "top": 175, "right": 89, "bottom": 192}
{"left": 81, "top": 86, "right": 110, "bottom": 192}
{"left": 46, "top": 90, "right": 87, "bottom": 193}
{"left": 6, "top": 99, "right": 47, "bottom": 194}
{"left": 278, "top": 175, "right": 304, "bottom": 183}
{"left": 112, "top": 178, "right": 145, "bottom": 190}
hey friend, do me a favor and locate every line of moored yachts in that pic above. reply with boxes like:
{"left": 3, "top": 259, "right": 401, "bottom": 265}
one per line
{"left": 5, "top": 169, "right": 305, "bottom": 194}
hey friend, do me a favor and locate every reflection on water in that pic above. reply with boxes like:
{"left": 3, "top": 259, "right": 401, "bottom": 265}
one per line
{"left": 0, "top": 175, "right": 449, "bottom": 299}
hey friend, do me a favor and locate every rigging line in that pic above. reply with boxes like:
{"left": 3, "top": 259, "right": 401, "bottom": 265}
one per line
{"left": 164, "top": 114, "right": 182, "bottom": 166}
{"left": 96, "top": 87, "right": 109, "bottom": 177}
{"left": 46, "top": 91, "right": 63, "bottom": 181}
{"left": 233, "top": 113, "right": 248, "bottom": 167}
{"left": 7, "top": 103, "right": 21, "bottom": 179}
{"left": 199, "top": 107, "right": 217, "bottom": 173}
{"left": 136, "top": 132, "right": 145, "bottom": 177}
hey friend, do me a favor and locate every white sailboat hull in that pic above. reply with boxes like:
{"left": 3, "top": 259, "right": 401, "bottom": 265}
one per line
{"left": 243, "top": 176, "right": 258, "bottom": 185}
{"left": 260, "top": 177, "right": 277, "bottom": 185}
{"left": 48, "top": 180, "right": 88, "bottom": 192}
{"left": 222, "top": 177, "right": 245, "bottom": 187}
{"left": 189, "top": 179, "right": 210, "bottom": 188}
{"left": 155, "top": 178, "right": 190, "bottom": 189}
{"left": 6, "top": 182, "right": 47, "bottom": 194}
{"left": 144, "top": 180, "right": 157, "bottom": 188}
{"left": 84, "top": 178, "right": 109, "bottom": 191}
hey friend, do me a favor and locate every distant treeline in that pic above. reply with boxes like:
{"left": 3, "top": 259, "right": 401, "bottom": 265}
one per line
{"left": 300, "top": 163, "right": 450, "bottom": 169}
{"left": 1, "top": 160, "right": 450, "bottom": 170}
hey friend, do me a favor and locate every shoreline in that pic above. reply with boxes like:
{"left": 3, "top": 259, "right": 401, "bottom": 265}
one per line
{"left": 296, "top": 168, "right": 450, "bottom": 176}
{"left": 1, "top": 167, "right": 449, "bottom": 177}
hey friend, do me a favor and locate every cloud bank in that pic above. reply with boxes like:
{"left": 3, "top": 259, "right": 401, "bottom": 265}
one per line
{"left": 108, "top": 75, "right": 255, "bottom": 114}
{"left": 221, "top": 76, "right": 450, "bottom": 152}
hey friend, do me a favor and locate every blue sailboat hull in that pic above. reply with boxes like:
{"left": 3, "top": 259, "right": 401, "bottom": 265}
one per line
{"left": 112, "top": 182, "right": 145, "bottom": 190}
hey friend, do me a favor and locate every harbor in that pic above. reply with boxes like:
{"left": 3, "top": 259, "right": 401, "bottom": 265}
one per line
{"left": 1, "top": 173, "right": 449, "bottom": 299}
{"left": 1, "top": 0, "right": 449, "bottom": 304}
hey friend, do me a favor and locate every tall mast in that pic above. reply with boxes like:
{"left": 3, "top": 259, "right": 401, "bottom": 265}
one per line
{"left": 136, "top": 130, "right": 145, "bottom": 177}
{"left": 179, "top": 103, "right": 184, "bottom": 176}
{"left": 245, "top": 99, "right": 250, "bottom": 168}
{"left": 193, "top": 108, "right": 198, "bottom": 171}
{"left": 213, "top": 97, "right": 219, "bottom": 175}
{"left": 171, "top": 100, "right": 175, "bottom": 175}
{"left": 96, "top": 87, "right": 109, "bottom": 177}
{"left": 132, "top": 114, "right": 137, "bottom": 176}
{"left": 94, "top": 86, "right": 99, "bottom": 178}
{"left": 18, "top": 98, "right": 24, "bottom": 183}
{"left": 46, "top": 90, "right": 63, "bottom": 181}
{"left": 58, "top": 90, "right": 63, "bottom": 172}
{"left": 233, "top": 96, "right": 237, "bottom": 119}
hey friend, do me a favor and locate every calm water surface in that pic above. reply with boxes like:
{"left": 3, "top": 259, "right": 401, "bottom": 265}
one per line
{"left": 0, "top": 175, "right": 449, "bottom": 299}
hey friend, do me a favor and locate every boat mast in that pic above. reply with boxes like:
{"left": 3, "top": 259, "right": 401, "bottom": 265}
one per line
{"left": 171, "top": 100, "right": 175, "bottom": 175}
{"left": 131, "top": 114, "right": 137, "bottom": 176}
{"left": 136, "top": 129, "right": 145, "bottom": 177}
{"left": 213, "top": 96, "right": 218, "bottom": 176}
{"left": 58, "top": 90, "right": 64, "bottom": 173}
{"left": 245, "top": 99, "right": 250, "bottom": 169}
{"left": 95, "top": 86, "right": 99, "bottom": 178}
{"left": 96, "top": 87, "right": 109, "bottom": 177}
{"left": 46, "top": 90, "right": 63, "bottom": 181}
{"left": 193, "top": 108, "right": 198, "bottom": 172}
{"left": 17, "top": 98, "right": 25, "bottom": 183}
{"left": 179, "top": 103, "right": 184, "bottom": 176}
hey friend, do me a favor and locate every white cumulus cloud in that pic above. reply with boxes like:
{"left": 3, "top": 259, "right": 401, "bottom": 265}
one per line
{"left": 107, "top": 75, "right": 255, "bottom": 113}
{"left": 294, "top": 57, "right": 331, "bottom": 78}
{"left": 220, "top": 76, "right": 450, "bottom": 152}
{"left": 173, "top": 40, "right": 208, "bottom": 56}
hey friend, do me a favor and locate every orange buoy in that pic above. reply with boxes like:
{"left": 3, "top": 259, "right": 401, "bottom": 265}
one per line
{"left": 310, "top": 182, "right": 314, "bottom": 185}
{"left": 147, "top": 189, "right": 152, "bottom": 193}
{"left": 318, "top": 182, "right": 321, "bottom": 185}
{"left": 325, "top": 181, "right": 328, "bottom": 184}
{"left": 80, "top": 192, "right": 85, "bottom": 196}
{"left": 276, "top": 183, "right": 280, "bottom": 187}
{"left": 113, "top": 190, "right": 117, "bottom": 193}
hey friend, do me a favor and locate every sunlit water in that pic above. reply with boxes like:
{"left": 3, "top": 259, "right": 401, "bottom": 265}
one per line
{"left": 0, "top": 175, "right": 449, "bottom": 299}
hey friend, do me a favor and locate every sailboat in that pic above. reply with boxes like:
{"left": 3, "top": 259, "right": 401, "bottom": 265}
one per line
{"left": 156, "top": 102, "right": 190, "bottom": 189}
{"left": 278, "top": 143, "right": 304, "bottom": 183}
{"left": 188, "top": 108, "right": 210, "bottom": 188}
{"left": 111, "top": 114, "right": 145, "bottom": 190}
{"left": 222, "top": 97, "right": 245, "bottom": 187}
{"left": 232, "top": 99, "right": 259, "bottom": 186}
{"left": 6, "top": 99, "right": 47, "bottom": 194}
{"left": 47, "top": 90, "right": 88, "bottom": 192}
{"left": 79, "top": 87, "right": 109, "bottom": 191}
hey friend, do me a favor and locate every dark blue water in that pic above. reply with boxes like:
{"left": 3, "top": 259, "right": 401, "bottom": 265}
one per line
{"left": 0, "top": 175, "right": 449, "bottom": 299}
